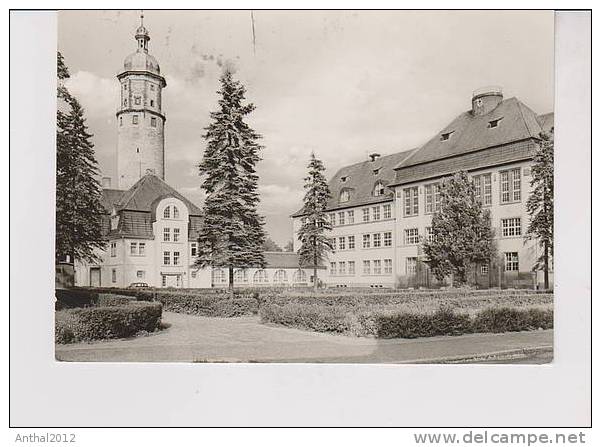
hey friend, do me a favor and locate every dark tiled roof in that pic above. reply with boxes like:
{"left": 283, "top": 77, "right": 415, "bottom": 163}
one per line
{"left": 292, "top": 150, "right": 415, "bottom": 217}
{"left": 391, "top": 99, "right": 553, "bottom": 186}
{"left": 100, "top": 188, "right": 125, "bottom": 213}
{"left": 395, "top": 97, "right": 544, "bottom": 170}
{"left": 109, "top": 210, "right": 154, "bottom": 239}
{"left": 537, "top": 112, "right": 554, "bottom": 133}
{"left": 262, "top": 251, "right": 325, "bottom": 269}
{"left": 115, "top": 173, "right": 203, "bottom": 216}
{"left": 188, "top": 215, "right": 204, "bottom": 240}
{"left": 263, "top": 252, "right": 302, "bottom": 269}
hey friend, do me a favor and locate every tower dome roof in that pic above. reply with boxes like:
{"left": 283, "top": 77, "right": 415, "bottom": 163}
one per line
{"left": 123, "top": 50, "right": 160, "bottom": 74}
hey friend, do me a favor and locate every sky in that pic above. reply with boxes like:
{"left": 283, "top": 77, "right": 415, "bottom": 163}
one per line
{"left": 58, "top": 10, "right": 554, "bottom": 247}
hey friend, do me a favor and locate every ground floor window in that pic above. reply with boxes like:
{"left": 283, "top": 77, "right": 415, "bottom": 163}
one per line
{"left": 234, "top": 269, "right": 248, "bottom": 283}
{"left": 274, "top": 269, "right": 288, "bottom": 284}
{"left": 111, "top": 268, "right": 117, "bottom": 283}
{"left": 348, "top": 261, "right": 356, "bottom": 275}
{"left": 373, "top": 259, "right": 382, "bottom": 275}
{"left": 480, "top": 264, "right": 489, "bottom": 275}
{"left": 384, "top": 259, "right": 393, "bottom": 274}
{"left": 406, "top": 257, "right": 417, "bottom": 275}
{"left": 504, "top": 252, "right": 519, "bottom": 271}
{"left": 293, "top": 269, "right": 307, "bottom": 283}
{"left": 212, "top": 268, "right": 227, "bottom": 284}
{"left": 136, "top": 270, "right": 145, "bottom": 279}
{"left": 253, "top": 269, "right": 269, "bottom": 283}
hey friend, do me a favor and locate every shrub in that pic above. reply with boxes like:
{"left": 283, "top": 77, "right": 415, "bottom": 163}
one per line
{"left": 55, "top": 302, "right": 162, "bottom": 343}
{"left": 96, "top": 294, "right": 137, "bottom": 307}
{"left": 373, "top": 306, "right": 473, "bottom": 338}
{"left": 260, "top": 303, "right": 351, "bottom": 333}
{"left": 155, "top": 292, "right": 258, "bottom": 317}
{"left": 472, "top": 307, "right": 554, "bottom": 333}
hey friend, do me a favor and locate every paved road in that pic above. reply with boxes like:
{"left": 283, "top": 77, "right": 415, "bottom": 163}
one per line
{"left": 55, "top": 312, "right": 553, "bottom": 363}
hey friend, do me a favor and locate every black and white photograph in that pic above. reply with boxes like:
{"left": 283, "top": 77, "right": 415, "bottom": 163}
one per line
{"left": 8, "top": 5, "right": 592, "bottom": 433}
{"left": 53, "top": 10, "right": 557, "bottom": 364}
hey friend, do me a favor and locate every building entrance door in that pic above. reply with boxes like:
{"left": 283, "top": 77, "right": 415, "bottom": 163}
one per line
{"left": 162, "top": 274, "right": 181, "bottom": 288}
{"left": 90, "top": 267, "right": 101, "bottom": 287}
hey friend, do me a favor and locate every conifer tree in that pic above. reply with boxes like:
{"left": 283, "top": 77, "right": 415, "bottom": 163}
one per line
{"left": 297, "top": 153, "right": 333, "bottom": 290}
{"left": 195, "top": 69, "right": 266, "bottom": 291}
{"left": 56, "top": 52, "right": 106, "bottom": 264}
{"left": 422, "top": 171, "right": 495, "bottom": 286}
{"left": 526, "top": 130, "right": 554, "bottom": 289}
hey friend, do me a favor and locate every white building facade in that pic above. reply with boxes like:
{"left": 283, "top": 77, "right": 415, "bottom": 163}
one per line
{"left": 292, "top": 88, "right": 554, "bottom": 289}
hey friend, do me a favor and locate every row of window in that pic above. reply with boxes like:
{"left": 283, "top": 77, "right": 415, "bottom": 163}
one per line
{"left": 401, "top": 168, "right": 522, "bottom": 217}
{"left": 119, "top": 114, "right": 159, "bottom": 127}
{"left": 211, "top": 268, "right": 309, "bottom": 284}
{"left": 338, "top": 181, "right": 387, "bottom": 203}
{"left": 163, "top": 227, "right": 181, "bottom": 242}
{"left": 163, "top": 205, "right": 179, "bottom": 219}
{"left": 402, "top": 218, "right": 523, "bottom": 246}
{"left": 403, "top": 252, "right": 520, "bottom": 276}
{"left": 327, "top": 203, "right": 392, "bottom": 227}
{"left": 330, "top": 259, "right": 393, "bottom": 276}
{"left": 163, "top": 251, "right": 181, "bottom": 266}
{"left": 123, "top": 83, "right": 157, "bottom": 92}
{"left": 122, "top": 94, "right": 157, "bottom": 108}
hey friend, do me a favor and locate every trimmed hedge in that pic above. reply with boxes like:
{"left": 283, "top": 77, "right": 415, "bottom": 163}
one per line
{"left": 154, "top": 292, "right": 258, "bottom": 317}
{"left": 259, "top": 303, "right": 554, "bottom": 339}
{"left": 55, "top": 302, "right": 162, "bottom": 344}
{"left": 472, "top": 307, "right": 553, "bottom": 333}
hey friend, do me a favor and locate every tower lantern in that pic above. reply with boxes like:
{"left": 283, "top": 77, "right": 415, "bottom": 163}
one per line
{"left": 116, "top": 12, "right": 167, "bottom": 190}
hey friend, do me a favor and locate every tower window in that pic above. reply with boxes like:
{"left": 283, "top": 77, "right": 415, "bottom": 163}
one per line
{"left": 123, "top": 99, "right": 127, "bottom": 106}
{"left": 150, "top": 84, "right": 155, "bottom": 91}
{"left": 123, "top": 84, "right": 127, "bottom": 91}
{"left": 150, "top": 99, "right": 155, "bottom": 107}
{"left": 135, "top": 97, "right": 141, "bottom": 106}
{"left": 151, "top": 117, "right": 157, "bottom": 128}
{"left": 132, "top": 115, "right": 139, "bottom": 125}
{"left": 119, "top": 116, "right": 123, "bottom": 126}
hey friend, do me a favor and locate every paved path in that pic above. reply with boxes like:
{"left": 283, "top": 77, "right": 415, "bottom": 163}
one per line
{"left": 55, "top": 312, "right": 553, "bottom": 363}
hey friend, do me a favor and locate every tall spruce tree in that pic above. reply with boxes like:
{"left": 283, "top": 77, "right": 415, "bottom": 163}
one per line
{"left": 526, "top": 130, "right": 554, "bottom": 290}
{"left": 195, "top": 69, "right": 266, "bottom": 291}
{"left": 297, "top": 153, "right": 333, "bottom": 290}
{"left": 56, "top": 51, "right": 106, "bottom": 264}
{"left": 422, "top": 171, "right": 495, "bottom": 286}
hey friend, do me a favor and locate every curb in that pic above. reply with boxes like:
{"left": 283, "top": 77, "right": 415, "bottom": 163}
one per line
{"left": 397, "top": 345, "right": 554, "bottom": 364}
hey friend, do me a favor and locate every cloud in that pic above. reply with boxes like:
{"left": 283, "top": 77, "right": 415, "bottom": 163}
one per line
{"left": 64, "top": 71, "right": 119, "bottom": 118}
{"left": 258, "top": 184, "right": 303, "bottom": 216}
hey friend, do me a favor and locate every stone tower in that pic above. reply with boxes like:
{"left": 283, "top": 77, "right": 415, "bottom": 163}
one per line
{"left": 116, "top": 13, "right": 167, "bottom": 190}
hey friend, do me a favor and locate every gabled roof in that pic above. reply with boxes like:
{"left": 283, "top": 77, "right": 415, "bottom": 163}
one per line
{"left": 394, "top": 97, "right": 545, "bottom": 171}
{"left": 100, "top": 188, "right": 125, "bottom": 213}
{"left": 292, "top": 149, "right": 416, "bottom": 217}
{"left": 537, "top": 112, "right": 554, "bottom": 133}
{"left": 114, "top": 173, "right": 203, "bottom": 216}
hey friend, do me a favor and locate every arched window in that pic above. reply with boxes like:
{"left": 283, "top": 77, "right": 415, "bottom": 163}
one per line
{"left": 273, "top": 269, "right": 288, "bottom": 284}
{"left": 293, "top": 269, "right": 307, "bottom": 284}
{"left": 373, "top": 181, "right": 386, "bottom": 197}
{"left": 234, "top": 269, "right": 248, "bottom": 284}
{"left": 173, "top": 206, "right": 179, "bottom": 219}
{"left": 253, "top": 269, "right": 269, "bottom": 284}
{"left": 212, "top": 268, "right": 227, "bottom": 284}
{"left": 340, "top": 190, "right": 350, "bottom": 203}
{"left": 163, "top": 206, "right": 170, "bottom": 219}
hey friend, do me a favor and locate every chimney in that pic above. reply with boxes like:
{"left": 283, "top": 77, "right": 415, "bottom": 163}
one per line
{"left": 101, "top": 177, "right": 112, "bottom": 188}
{"left": 369, "top": 152, "right": 381, "bottom": 162}
{"left": 471, "top": 86, "right": 503, "bottom": 116}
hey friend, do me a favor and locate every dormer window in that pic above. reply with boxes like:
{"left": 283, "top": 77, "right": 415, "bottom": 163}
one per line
{"left": 340, "top": 176, "right": 348, "bottom": 183}
{"left": 373, "top": 168, "right": 380, "bottom": 175}
{"left": 339, "top": 190, "right": 350, "bottom": 203}
{"left": 488, "top": 117, "right": 503, "bottom": 128}
{"left": 440, "top": 131, "right": 454, "bottom": 141}
{"left": 373, "top": 181, "right": 385, "bottom": 197}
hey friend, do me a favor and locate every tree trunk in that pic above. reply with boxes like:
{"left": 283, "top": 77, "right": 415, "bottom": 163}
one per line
{"left": 228, "top": 266, "right": 234, "bottom": 297}
{"left": 543, "top": 240, "right": 549, "bottom": 290}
